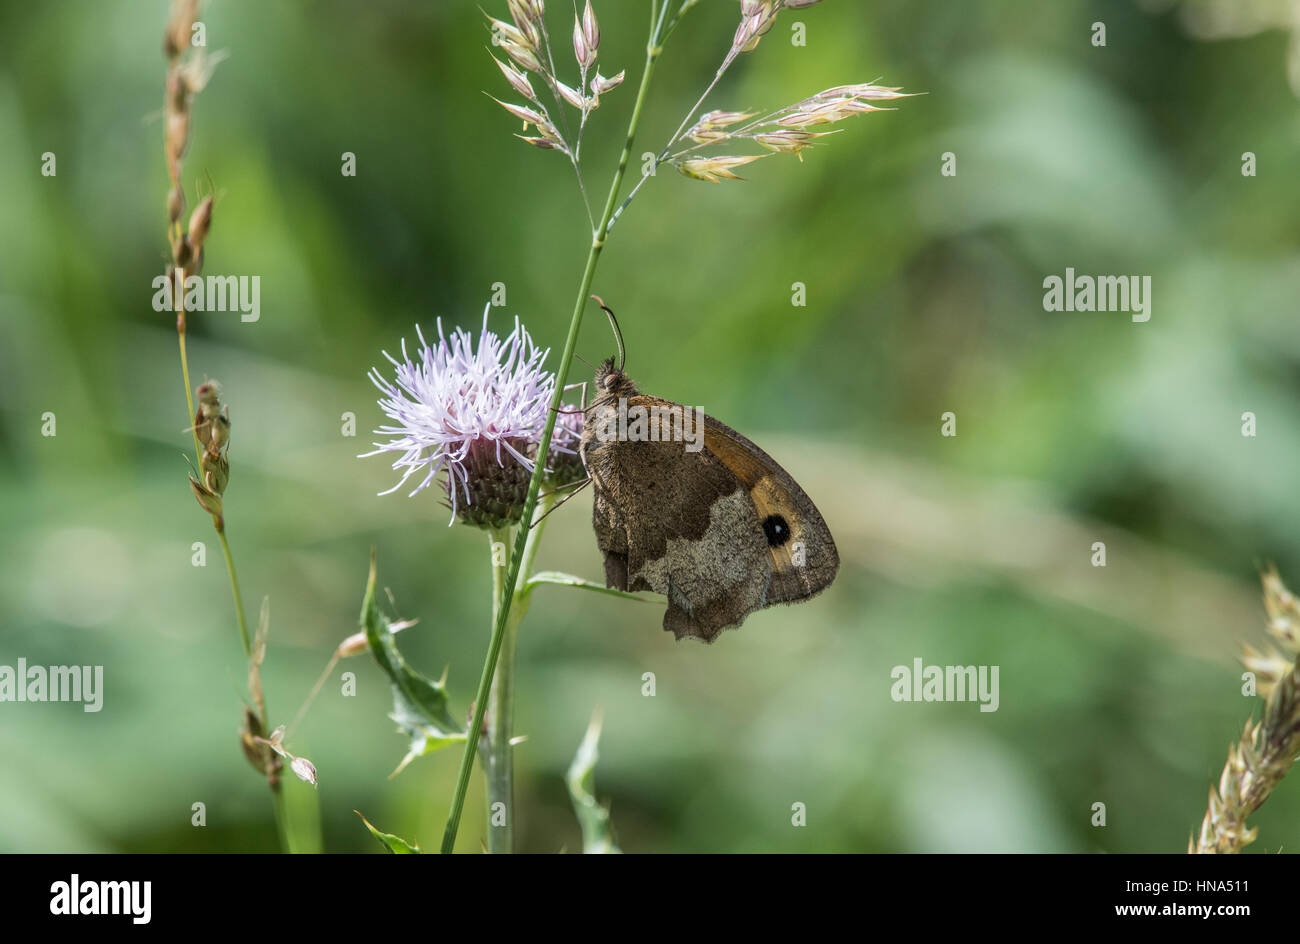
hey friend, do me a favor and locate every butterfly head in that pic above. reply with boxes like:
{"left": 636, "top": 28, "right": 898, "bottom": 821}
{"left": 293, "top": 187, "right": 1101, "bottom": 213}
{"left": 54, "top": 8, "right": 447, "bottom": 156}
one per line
{"left": 594, "top": 357, "right": 638, "bottom": 403}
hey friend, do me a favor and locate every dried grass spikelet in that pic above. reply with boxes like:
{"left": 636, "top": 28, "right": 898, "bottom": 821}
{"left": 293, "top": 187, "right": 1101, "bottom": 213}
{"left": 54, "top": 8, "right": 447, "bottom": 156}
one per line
{"left": 163, "top": 0, "right": 198, "bottom": 60}
{"left": 753, "top": 129, "right": 840, "bottom": 159}
{"left": 240, "top": 705, "right": 282, "bottom": 786}
{"left": 731, "top": 0, "right": 780, "bottom": 56}
{"left": 1192, "top": 566, "right": 1300, "bottom": 853}
{"left": 591, "top": 71, "right": 624, "bottom": 95}
{"left": 188, "top": 379, "right": 231, "bottom": 520}
{"left": 668, "top": 84, "right": 911, "bottom": 181}
{"left": 493, "top": 56, "right": 538, "bottom": 102}
{"left": 163, "top": 0, "right": 224, "bottom": 287}
{"left": 488, "top": 13, "right": 542, "bottom": 73}
{"left": 187, "top": 195, "right": 214, "bottom": 253}
{"left": 485, "top": 0, "right": 623, "bottom": 158}
{"left": 676, "top": 153, "right": 769, "bottom": 183}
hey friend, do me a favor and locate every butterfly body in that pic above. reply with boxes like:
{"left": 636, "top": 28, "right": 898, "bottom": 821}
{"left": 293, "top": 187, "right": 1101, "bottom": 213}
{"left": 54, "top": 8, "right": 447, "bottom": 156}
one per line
{"left": 580, "top": 359, "right": 839, "bottom": 642}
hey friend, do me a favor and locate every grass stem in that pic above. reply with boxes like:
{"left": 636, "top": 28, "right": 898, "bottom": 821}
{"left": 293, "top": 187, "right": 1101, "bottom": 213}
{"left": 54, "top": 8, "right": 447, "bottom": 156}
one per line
{"left": 439, "top": 2, "right": 666, "bottom": 854}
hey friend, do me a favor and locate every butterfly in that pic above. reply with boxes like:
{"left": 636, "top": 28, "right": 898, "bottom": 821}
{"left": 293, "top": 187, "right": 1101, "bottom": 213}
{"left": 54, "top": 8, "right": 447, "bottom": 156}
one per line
{"left": 569, "top": 300, "right": 839, "bottom": 642}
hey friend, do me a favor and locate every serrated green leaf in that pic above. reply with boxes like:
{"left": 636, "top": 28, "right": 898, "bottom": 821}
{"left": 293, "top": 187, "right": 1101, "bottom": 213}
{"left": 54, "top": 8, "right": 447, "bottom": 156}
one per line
{"left": 566, "top": 710, "right": 621, "bottom": 854}
{"left": 524, "top": 570, "right": 654, "bottom": 603}
{"left": 355, "top": 810, "right": 421, "bottom": 853}
{"left": 360, "top": 552, "right": 466, "bottom": 777}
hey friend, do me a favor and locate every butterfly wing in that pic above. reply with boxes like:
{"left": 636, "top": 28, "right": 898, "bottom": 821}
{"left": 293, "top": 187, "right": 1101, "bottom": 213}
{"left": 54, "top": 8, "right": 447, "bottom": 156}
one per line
{"left": 585, "top": 395, "right": 838, "bottom": 642}
{"left": 696, "top": 406, "right": 839, "bottom": 606}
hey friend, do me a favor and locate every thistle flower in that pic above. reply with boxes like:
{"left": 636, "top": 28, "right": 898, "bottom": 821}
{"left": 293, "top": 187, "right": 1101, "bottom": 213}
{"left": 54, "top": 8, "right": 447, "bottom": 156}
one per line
{"left": 540, "top": 403, "right": 586, "bottom": 489}
{"left": 363, "top": 307, "right": 563, "bottom": 528}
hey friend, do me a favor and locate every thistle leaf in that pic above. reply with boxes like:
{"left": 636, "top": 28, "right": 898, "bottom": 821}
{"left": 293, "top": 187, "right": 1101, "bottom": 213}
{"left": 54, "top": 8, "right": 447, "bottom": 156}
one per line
{"left": 355, "top": 811, "right": 421, "bottom": 854}
{"left": 566, "top": 710, "right": 621, "bottom": 854}
{"left": 524, "top": 570, "right": 654, "bottom": 602}
{"left": 360, "top": 552, "right": 466, "bottom": 777}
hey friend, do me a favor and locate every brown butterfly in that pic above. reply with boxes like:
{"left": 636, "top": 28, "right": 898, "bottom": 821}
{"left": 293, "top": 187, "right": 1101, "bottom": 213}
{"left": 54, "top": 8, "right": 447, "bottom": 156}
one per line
{"left": 571, "top": 300, "right": 839, "bottom": 643}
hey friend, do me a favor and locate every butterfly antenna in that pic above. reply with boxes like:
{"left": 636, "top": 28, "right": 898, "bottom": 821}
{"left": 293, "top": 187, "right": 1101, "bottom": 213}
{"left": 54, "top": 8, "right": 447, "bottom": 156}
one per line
{"left": 590, "top": 294, "right": 625, "bottom": 371}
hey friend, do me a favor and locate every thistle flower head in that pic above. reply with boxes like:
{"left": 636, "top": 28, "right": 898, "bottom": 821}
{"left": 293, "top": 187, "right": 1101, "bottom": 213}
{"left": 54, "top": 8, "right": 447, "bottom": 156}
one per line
{"left": 363, "top": 307, "right": 561, "bottom": 528}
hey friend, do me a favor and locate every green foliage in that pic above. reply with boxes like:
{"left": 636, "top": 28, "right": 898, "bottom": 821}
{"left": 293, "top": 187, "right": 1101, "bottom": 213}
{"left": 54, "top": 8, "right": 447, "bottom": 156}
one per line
{"left": 523, "top": 570, "right": 653, "bottom": 604}
{"left": 566, "top": 713, "right": 620, "bottom": 854}
{"left": 360, "top": 554, "right": 466, "bottom": 777}
{"left": 3, "top": 0, "right": 1300, "bottom": 853}
{"left": 356, "top": 811, "right": 421, "bottom": 854}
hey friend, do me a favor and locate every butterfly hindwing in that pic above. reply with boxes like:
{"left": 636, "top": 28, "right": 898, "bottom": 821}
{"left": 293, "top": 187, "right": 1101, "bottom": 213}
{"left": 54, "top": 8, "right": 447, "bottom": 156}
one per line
{"left": 585, "top": 393, "right": 838, "bottom": 642}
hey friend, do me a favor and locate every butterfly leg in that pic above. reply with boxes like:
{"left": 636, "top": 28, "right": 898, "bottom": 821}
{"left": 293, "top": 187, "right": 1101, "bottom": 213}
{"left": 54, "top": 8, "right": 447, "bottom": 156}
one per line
{"left": 553, "top": 381, "right": 588, "bottom": 415}
{"left": 529, "top": 475, "right": 592, "bottom": 529}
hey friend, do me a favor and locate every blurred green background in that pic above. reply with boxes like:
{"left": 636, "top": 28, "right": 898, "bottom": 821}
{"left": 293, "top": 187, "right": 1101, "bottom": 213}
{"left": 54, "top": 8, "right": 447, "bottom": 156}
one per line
{"left": 2, "top": 0, "right": 1299, "bottom": 853}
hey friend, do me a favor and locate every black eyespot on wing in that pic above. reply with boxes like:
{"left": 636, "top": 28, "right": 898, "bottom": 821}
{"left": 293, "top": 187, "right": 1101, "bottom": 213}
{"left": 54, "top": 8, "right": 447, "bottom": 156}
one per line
{"left": 762, "top": 514, "right": 791, "bottom": 547}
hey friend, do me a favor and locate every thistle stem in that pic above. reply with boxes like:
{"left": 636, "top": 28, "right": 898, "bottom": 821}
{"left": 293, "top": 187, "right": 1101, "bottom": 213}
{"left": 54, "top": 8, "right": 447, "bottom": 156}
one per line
{"left": 483, "top": 525, "right": 516, "bottom": 853}
{"left": 439, "top": 4, "right": 665, "bottom": 854}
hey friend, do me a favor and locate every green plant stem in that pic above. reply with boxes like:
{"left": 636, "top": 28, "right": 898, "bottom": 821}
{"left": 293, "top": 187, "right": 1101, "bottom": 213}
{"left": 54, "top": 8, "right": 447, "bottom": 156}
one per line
{"left": 270, "top": 781, "right": 289, "bottom": 852}
{"left": 217, "top": 524, "right": 287, "bottom": 853}
{"left": 177, "top": 281, "right": 252, "bottom": 660}
{"left": 178, "top": 276, "right": 283, "bottom": 850}
{"left": 514, "top": 492, "right": 557, "bottom": 616}
{"left": 215, "top": 522, "right": 252, "bottom": 658}
{"left": 164, "top": 1, "right": 291, "bottom": 855}
{"left": 483, "top": 525, "right": 515, "bottom": 854}
{"left": 439, "top": 6, "right": 666, "bottom": 855}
